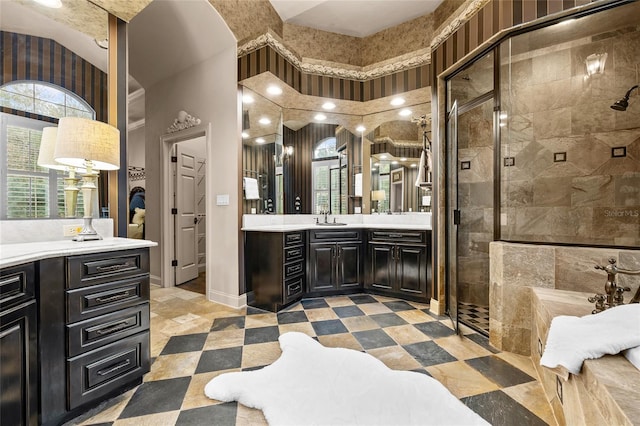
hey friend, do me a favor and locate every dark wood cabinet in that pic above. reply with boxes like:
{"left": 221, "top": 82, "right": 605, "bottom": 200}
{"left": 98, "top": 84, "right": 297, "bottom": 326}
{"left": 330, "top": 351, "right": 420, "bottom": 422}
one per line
{"left": 0, "top": 263, "right": 37, "bottom": 426}
{"left": 308, "top": 229, "right": 362, "bottom": 294}
{"left": 366, "top": 230, "right": 431, "bottom": 302}
{"left": 36, "top": 249, "right": 151, "bottom": 426}
{"left": 245, "top": 231, "right": 306, "bottom": 312}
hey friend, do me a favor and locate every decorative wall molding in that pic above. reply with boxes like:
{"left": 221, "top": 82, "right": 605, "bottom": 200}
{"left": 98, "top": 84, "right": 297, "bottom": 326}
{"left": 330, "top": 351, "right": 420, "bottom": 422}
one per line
{"left": 167, "top": 110, "right": 201, "bottom": 133}
{"left": 237, "top": 0, "right": 490, "bottom": 81}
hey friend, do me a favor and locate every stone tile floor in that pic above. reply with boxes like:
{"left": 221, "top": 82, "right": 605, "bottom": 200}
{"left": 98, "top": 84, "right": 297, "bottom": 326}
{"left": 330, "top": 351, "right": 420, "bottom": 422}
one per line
{"left": 66, "top": 286, "right": 557, "bottom": 426}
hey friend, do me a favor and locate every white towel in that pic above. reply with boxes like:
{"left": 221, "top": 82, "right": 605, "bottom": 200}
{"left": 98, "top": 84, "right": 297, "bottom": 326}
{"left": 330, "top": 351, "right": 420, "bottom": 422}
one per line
{"left": 624, "top": 345, "right": 640, "bottom": 372}
{"left": 540, "top": 303, "right": 640, "bottom": 375}
{"left": 243, "top": 177, "right": 260, "bottom": 200}
{"left": 415, "top": 150, "right": 432, "bottom": 187}
{"left": 354, "top": 173, "right": 362, "bottom": 197}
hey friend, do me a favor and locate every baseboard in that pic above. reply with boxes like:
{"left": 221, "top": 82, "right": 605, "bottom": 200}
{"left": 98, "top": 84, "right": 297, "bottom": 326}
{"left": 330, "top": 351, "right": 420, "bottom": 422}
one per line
{"left": 208, "top": 289, "right": 247, "bottom": 309}
{"left": 150, "top": 274, "right": 162, "bottom": 286}
{"left": 430, "top": 298, "right": 445, "bottom": 316}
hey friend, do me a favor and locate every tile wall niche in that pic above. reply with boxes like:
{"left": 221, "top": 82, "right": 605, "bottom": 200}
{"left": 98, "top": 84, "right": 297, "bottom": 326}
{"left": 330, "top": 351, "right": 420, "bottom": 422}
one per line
{"left": 499, "top": 21, "right": 640, "bottom": 247}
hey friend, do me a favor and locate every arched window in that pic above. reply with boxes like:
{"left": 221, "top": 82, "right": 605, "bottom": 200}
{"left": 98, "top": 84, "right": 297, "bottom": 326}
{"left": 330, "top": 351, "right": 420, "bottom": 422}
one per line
{"left": 0, "top": 81, "right": 95, "bottom": 120}
{"left": 313, "top": 137, "right": 337, "bottom": 159}
{"left": 1, "top": 82, "right": 94, "bottom": 219}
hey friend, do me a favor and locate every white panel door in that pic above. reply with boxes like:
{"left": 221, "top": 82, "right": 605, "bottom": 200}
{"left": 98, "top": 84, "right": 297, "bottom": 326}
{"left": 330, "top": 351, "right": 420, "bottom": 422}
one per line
{"left": 175, "top": 145, "right": 199, "bottom": 285}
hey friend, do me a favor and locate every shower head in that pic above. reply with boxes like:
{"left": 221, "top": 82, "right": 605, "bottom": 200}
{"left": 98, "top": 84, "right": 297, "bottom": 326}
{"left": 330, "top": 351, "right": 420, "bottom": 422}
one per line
{"left": 611, "top": 85, "right": 639, "bottom": 111}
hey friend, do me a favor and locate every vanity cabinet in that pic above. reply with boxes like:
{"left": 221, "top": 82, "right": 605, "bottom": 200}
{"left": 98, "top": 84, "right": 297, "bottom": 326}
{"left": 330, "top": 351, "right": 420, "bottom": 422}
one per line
{"left": 245, "top": 231, "right": 306, "bottom": 312}
{"left": 308, "top": 229, "right": 363, "bottom": 294}
{"left": 0, "top": 263, "right": 38, "bottom": 426}
{"left": 37, "top": 248, "right": 151, "bottom": 426}
{"left": 365, "top": 230, "right": 430, "bottom": 302}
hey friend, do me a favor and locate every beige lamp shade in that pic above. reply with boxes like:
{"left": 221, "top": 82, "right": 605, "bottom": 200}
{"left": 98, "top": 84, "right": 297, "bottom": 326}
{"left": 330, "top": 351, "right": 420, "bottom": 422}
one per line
{"left": 371, "top": 190, "right": 386, "bottom": 201}
{"left": 37, "top": 127, "right": 67, "bottom": 171}
{"left": 54, "top": 117, "right": 120, "bottom": 170}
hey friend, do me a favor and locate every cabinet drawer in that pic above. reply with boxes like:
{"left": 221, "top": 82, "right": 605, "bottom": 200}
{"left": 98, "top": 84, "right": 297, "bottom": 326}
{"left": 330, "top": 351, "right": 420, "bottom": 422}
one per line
{"left": 67, "top": 276, "right": 149, "bottom": 323}
{"left": 368, "top": 230, "right": 426, "bottom": 244}
{"left": 284, "top": 276, "right": 304, "bottom": 302}
{"left": 310, "top": 230, "right": 361, "bottom": 242}
{"left": 284, "top": 260, "right": 305, "bottom": 279}
{"left": 0, "top": 263, "right": 34, "bottom": 310}
{"left": 67, "top": 303, "right": 150, "bottom": 357}
{"left": 284, "top": 245, "right": 304, "bottom": 262}
{"left": 67, "top": 249, "right": 149, "bottom": 289}
{"left": 67, "top": 331, "right": 150, "bottom": 410}
{"left": 284, "top": 231, "right": 305, "bottom": 247}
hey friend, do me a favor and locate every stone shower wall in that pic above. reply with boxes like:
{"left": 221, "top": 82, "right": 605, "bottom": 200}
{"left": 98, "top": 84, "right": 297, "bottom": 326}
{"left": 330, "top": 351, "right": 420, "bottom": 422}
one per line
{"left": 500, "top": 24, "right": 640, "bottom": 247}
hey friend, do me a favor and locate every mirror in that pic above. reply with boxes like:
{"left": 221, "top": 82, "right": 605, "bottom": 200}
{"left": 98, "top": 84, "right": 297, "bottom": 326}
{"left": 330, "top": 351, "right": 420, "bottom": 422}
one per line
{"left": 240, "top": 80, "right": 431, "bottom": 215}
{"left": 1, "top": 1, "right": 110, "bottom": 220}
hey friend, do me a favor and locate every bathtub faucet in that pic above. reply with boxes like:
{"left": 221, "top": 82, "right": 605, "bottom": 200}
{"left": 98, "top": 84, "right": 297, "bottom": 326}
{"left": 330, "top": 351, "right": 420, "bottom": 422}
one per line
{"left": 588, "top": 258, "right": 640, "bottom": 313}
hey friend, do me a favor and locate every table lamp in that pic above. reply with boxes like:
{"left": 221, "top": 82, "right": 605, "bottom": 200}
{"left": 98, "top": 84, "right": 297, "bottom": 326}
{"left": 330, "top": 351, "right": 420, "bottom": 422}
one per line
{"left": 54, "top": 117, "right": 120, "bottom": 241}
{"left": 371, "top": 190, "right": 386, "bottom": 213}
{"left": 37, "top": 127, "right": 84, "bottom": 218}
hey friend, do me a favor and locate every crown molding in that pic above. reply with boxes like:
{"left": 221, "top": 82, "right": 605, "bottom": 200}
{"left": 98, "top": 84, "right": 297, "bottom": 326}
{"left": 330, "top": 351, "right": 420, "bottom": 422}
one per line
{"left": 237, "top": 0, "right": 490, "bottom": 81}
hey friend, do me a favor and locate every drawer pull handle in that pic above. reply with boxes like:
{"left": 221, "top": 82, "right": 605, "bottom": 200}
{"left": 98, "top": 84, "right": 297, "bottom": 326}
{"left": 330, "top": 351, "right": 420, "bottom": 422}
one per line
{"left": 95, "top": 291, "right": 131, "bottom": 304}
{"left": 289, "top": 284, "right": 301, "bottom": 293}
{"left": 96, "top": 263, "right": 132, "bottom": 273}
{"left": 288, "top": 264, "right": 302, "bottom": 274}
{"left": 388, "top": 233, "right": 403, "bottom": 238}
{"left": 97, "top": 359, "right": 131, "bottom": 376}
{"left": 0, "top": 275, "right": 20, "bottom": 287}
{"left": 288, "top": 249, "right": 301, "bottom": 257}
{"left": 95, "top": 321, "right": 132, "bottom": 336}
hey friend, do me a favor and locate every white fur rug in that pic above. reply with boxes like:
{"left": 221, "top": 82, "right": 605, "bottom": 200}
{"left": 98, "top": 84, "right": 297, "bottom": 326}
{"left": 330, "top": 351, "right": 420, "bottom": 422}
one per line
{"left": 205, "top": 332, "right": 488, "bottom": 425}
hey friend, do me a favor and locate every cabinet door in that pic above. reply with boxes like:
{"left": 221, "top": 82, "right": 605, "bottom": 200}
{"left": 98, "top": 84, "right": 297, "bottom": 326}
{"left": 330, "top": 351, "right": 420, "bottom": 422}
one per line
{"left": 337, "top": 243, "right": 362, "bottom": 289}
{"left": 308, "top": 243, "right": 336, "bottom": 291}
{"left": 395, "top": 245, "right": 427, "bottom": 298}
{"left": 0, "top": 300, "right": 38, "bottom": 426}
{"left": 367, "top": 243, "right": 394, "bottom": 290}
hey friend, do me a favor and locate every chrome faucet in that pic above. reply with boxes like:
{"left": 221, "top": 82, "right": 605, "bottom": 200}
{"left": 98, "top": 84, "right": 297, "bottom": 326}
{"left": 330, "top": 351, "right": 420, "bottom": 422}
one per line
{"left": 320, "top": 208, "right": 329, "bottom": 223}
{"left": 588, "top": 258, "right": 640, "bottom": 313}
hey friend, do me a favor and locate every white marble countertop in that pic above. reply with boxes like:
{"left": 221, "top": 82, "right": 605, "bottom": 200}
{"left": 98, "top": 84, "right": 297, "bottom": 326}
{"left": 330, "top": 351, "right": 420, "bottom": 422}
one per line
{"left": 242, "top": 223, "right": 431, "bottom": 232}
{"left": 0, "top": 238, "right": 157, "bottom": 269}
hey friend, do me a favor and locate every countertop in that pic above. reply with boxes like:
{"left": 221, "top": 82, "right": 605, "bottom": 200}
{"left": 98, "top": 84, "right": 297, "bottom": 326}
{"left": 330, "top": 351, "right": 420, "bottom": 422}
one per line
{"left": 242, "top": 223, "right": 431, "bottom": 232}
{"left": 0, "top": 238, "right": 157, "bottom": 269}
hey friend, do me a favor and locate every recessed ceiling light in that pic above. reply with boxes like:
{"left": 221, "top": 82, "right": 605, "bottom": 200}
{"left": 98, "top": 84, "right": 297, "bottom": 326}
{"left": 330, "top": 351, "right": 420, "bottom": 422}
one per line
{"left": 374, "top": 163, "right": 380, "bottom": 166}
{"left": 400, "top": 157, "right": 407, "bottom": 162}
{"left": 95, "top": 39, "right": 108, "bottom": 49}
{"left": 259, "top": 117, "right": 271, "bottom": 125}
{"left": 380, "top": 155, "right": 388, "bottom": 160}
{"left": 256, "top": 137, "right": 266, "bottom": 144}
{"left": 371, "top": 167, "right": 377, "bottom": 171}
{"left": 499, "top": 122, "right": 506, "bottom": 127}
{"left": 34, "top": 0, "right": 62, "bottom": 8}
{"left": 267, "top": 85, "right": 282, "bottom": 95}
{"left": 322, "top": 102, "right": 336, "bottom": 110}
{"left": 241, "top": 132, "right": 249, "bottom": 138}
{"left": 499, "top": 112, "right": 508, "bottom": 119}
{"left": 390, "top": 97, "right": 405, "bottom": 106}
{"left": 399, "top": 109, "right": 412, "bottom": 117}
{"left": 242, "top": 94, "right": 254, "bottom": 104}
{"left": 356, "top": 125, "right": 366, "bottom": 132}
{"left": 391, "top": 160, "right": 399, "bottom": 165}
{"left": 410, "top": 163, "right": 417, "bottom": 168}
{"left": 314, "top": 113, "right": 327, "bottom": 121}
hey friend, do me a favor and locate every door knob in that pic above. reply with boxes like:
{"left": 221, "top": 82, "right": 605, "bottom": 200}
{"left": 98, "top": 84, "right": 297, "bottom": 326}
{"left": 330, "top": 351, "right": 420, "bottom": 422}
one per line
{"left": 193, "top": 217, "right": 198, "bottom": 224}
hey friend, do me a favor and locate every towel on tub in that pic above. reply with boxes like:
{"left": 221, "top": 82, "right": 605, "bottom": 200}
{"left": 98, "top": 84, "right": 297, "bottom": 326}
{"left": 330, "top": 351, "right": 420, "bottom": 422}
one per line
{"left": 540, "top": 303, "right": 640, "bottom": 376}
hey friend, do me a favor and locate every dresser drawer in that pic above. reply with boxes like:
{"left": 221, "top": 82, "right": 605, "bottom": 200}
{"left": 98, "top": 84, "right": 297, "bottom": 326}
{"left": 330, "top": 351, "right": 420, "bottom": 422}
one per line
{"left": 284, "top": 231, "right": 305, "bottom": 247}
{"left": 310, "top": 229, "right": 361, "bottom": 242}
{"left": 67, "top": 303, "right": 150, "bottom": 357}
{"left": 0, "top": 262, "right": 35, "bottom": 310}
{"left": 67, "top": 249, "right": 149, "bottom": 289}
{"left": 66, "top": 276, "right": 149, "bottom": 323}
{"left": 368, "top": 230, "right": 426, "bottom": 244}
{"left": 284, "top": 259, "right": 305, "bottom": 280}
{"left": 284, "top": 276, "right": 304, "bottom": 303}
{"left": 67, "top": 331, "right": 150, "bottom": 410}
{"left": 284, "top": 245, "right": 304, "bottom": 262}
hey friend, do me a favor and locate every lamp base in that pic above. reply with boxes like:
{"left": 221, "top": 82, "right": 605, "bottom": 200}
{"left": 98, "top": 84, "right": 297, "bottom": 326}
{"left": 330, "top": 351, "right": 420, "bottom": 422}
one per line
{"left": 72, "top": 217, "right": 102, "bottom": 241}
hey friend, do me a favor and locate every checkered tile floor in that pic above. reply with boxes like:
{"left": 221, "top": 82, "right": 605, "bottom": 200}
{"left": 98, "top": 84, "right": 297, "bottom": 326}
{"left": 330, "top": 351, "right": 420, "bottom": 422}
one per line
{"left": 66, "top": 286, "right": 557, "bottom": 426}
{"left": 459, "top": 301, "right": 490, "bottom": 335}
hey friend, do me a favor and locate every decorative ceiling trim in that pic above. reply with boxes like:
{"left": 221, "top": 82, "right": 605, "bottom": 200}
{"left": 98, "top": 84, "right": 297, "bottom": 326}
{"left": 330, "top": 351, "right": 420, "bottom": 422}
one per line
{"left": 429, "top": 0, "right": 491, "bottom": 50}
{"left": 237, "top": 0, "right": 490, "bottom": 81}
{"left": 238, "top": 32, "right": 431, "bottom": 81}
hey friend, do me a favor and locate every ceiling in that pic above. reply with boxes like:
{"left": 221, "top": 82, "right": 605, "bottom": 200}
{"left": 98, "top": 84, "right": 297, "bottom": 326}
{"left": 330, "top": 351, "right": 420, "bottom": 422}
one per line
{"left": 269, "top": 0, "right": 445, "bottom": 38}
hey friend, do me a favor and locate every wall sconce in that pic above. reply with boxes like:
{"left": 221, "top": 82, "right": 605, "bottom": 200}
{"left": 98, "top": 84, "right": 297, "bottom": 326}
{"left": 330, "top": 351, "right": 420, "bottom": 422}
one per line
{"left": 585, "top": 53, "right": 607, "bottom": 77}
{"left": 54, "top": 117, "right": 120, "bottom": 241}
{"left": 284, "top": 145, "right": 294, "bottom": 158}
{"left": 37, "top": 127, "right": 83, "bottom": 218}
{"left": 371, "top": 190, "right": 386, "bottom": 213}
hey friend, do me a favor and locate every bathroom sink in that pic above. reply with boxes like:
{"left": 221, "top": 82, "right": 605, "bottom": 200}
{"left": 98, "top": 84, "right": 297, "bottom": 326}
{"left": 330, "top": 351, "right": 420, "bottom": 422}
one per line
{"left": 316, "top": 222, "right": 347, "bottom": 226}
